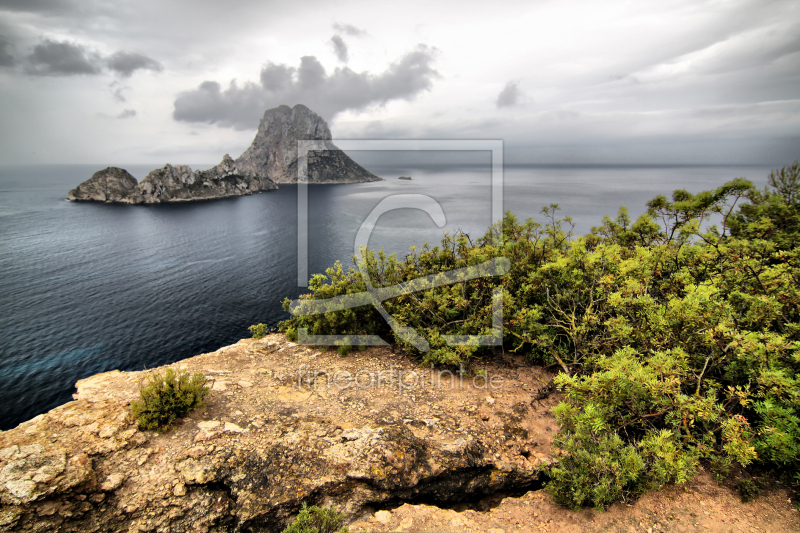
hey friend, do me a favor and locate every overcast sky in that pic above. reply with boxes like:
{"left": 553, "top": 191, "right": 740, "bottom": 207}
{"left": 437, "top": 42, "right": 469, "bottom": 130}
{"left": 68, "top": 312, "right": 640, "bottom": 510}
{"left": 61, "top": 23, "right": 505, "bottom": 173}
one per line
{"left": 0, "top": 0, "right": 798, "bottom": 165}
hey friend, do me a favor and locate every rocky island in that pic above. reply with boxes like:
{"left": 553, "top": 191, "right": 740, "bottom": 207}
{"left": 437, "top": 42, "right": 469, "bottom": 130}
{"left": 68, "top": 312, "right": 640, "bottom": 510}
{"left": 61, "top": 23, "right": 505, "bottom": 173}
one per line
{"left": 67, "top": 104, "right": 381, "bottom": 204}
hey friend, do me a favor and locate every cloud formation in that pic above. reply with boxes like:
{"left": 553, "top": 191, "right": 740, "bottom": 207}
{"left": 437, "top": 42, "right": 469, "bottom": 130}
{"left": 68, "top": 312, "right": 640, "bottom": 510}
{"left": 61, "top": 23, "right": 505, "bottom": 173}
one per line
{"left": 116, "top": 108, "right": 136, "bottom": 119}
{"left": 496, "top": 80, "right": 523, "bottom": 108}
{"left": 0, "top": 0, "right": 72, "bottom": 13}
{"left": 173, "top": 45, "right": 439, "bottom": 129}
{"left": 105, "top": 51, "right": 163, "bottom": 78}
{"left": 0, "top": 36, "right": 14, "bottom": 66}
{"left": 332, "top": 22, "right": 367, "bottom": 37}
{"left": 109, "top": 82, "right": 127, "bottom": 102}
{"left": 20, "top": 38, "right": 162, "bottom": 77}
{"left": 25, "top": 39, "right": 100, "bottom": 76}
{"left": 330, "top": 35, "right": 348, "bottom": 63}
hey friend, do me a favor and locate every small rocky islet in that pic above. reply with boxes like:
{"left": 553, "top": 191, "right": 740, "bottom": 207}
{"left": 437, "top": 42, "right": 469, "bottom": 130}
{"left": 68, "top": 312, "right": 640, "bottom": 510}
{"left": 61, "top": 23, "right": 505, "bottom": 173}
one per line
{"left": 67, "top": 104, "right": 381, "bottom": 204}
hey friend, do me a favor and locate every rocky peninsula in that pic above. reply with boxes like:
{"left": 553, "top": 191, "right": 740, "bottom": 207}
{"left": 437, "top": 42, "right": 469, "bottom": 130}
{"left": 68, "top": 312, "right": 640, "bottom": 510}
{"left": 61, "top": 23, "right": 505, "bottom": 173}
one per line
{"left": 67, "top": 104, "right": 381, "bottom": 204}
{"left": 1, "top": 335, "right": 798, "bottom": 532}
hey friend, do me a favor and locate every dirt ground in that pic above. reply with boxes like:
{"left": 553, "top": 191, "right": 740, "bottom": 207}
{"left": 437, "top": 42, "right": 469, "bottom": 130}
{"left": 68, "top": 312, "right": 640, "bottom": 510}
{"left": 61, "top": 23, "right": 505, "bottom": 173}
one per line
{"left": 351, "top": 470, "right": 800, "bottom": 533}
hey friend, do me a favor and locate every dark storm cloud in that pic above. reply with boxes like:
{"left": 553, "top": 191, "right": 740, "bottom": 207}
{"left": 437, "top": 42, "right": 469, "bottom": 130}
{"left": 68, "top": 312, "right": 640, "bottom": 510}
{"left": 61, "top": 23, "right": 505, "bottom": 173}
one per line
{"left": 330, "top": 35, "right": 348, "bottom": 63}
{"left": 173, "top": 45, "right": 439, "bottom": 129}
{"left": 0, "top": 0, "right": 74, "bottom": 13}
{"left": 496, "top": 80, "right": 522, "bottom": 108}
{"left": 0, "top": 36, "right": 15, "bottom": 66}
{"left": 332, "top": 22, "right": 367, "bottom": 37}
{"left": 106, "top": 51, "right": 163, "bottom": 77}
{"left": 25, "top": 39, "right": 101, "bottom": 76}
{"left": 22, "top": 39, "right": 163, "bottom": 77}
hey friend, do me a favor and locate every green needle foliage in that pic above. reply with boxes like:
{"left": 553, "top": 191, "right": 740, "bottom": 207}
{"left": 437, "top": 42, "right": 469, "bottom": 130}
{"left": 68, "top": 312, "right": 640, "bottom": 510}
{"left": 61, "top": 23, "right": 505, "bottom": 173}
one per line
{"left": 282, "top": 503, "right": 348, "bottom": 533}
{"left": 279, "top": 161, "right": 800, "bottom": 508}
{"left": 130, "top": 368, "right": 209, "bottom": 431}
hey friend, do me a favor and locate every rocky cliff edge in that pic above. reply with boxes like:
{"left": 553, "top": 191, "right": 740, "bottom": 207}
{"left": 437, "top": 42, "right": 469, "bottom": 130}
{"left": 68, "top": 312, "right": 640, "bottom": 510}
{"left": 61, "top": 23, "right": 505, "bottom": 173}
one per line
{"left": 1, "top": 335, "right": 797, "bottom": 533}
{"left": 0, "top": 334, "right": 557, "bottom": 532}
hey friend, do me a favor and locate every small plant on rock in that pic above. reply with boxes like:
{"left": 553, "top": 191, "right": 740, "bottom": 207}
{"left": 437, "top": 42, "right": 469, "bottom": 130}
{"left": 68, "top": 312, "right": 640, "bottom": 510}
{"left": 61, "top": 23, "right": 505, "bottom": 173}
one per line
{"left": 248, "top": 323, "right": 269, "bottom": 339}
{"left": 282, "top": 503, "right": 348, "bottom": 533}
{"left": 130, "top": 367, "right": 209, "bottom": 431}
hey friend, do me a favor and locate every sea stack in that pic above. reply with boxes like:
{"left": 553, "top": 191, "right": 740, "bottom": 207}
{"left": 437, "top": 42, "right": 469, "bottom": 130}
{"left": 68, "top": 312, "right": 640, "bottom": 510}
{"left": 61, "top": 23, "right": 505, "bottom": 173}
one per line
{"left": 235, "top": 104, "right": 381, "bottom": 184}
{"left": 67, "top": 104, "right": 381, "bottom": 204}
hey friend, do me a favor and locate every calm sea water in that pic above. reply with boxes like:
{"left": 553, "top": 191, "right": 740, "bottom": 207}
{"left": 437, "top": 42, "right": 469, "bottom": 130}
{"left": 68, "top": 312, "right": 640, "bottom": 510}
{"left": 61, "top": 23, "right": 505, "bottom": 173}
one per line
{"left": 0, "top": 161, "right": 776, "bottom": 429}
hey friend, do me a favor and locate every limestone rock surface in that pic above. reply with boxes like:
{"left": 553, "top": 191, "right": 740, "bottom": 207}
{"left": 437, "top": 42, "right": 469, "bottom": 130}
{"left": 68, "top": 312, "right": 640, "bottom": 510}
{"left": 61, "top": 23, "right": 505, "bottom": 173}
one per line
{"left": 2, "top": 335, "right": 799, "bottom": 532}
{"left": 0, "top": 335, "right": 556, "bottom": 532}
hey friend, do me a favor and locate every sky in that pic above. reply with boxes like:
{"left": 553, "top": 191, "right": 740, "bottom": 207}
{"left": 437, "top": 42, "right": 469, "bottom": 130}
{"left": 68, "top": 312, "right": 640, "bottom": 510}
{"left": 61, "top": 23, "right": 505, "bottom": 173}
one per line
{"left": 0, "top": 0, "right": 798, "bottom": 166}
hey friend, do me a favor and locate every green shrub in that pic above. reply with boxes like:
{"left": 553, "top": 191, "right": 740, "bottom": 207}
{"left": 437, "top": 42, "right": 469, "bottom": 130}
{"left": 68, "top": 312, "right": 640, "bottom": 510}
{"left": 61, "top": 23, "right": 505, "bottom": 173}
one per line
{"left": 130, "top": 368, "right": 209, "bottom": 430}
{"left": 248, "top": 323, "right": 269, "bottom": 339}
{"left": 282, "top": 503, "right": 348, "bottom": 533}
{"left": 337, "top": 345, "right": 351, "bottom": 357}
{"left": 736, "top": 477, "right": 766, "bottom": 502}
{"left": 280, "top": 164, "right": 800, "bottom": 508}
{"left": 547, "top": 402, "right": 645, "bottom": 509}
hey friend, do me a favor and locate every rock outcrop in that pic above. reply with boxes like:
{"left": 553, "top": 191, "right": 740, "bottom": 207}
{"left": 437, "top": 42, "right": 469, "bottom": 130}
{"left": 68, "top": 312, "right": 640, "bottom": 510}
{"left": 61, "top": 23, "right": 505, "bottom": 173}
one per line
{"left": 134, "top": 154, "right": 278, "bottom": 204}
{"left": 234, "top": 104, "right": 381, "bottom": 184}
{"left": 68, "top": 155, "right": 277, "bottom": 204}
{"left": 3, "top": 335, "right": 800, "bottom": 533}
{"left": 0, "top": 335, "right": 557, "bottom": 532}
{"left": 68, "top": 104, "right": 380, "bottom": 203}
{"left": 67, "top": 167, "right": 139, "bottom": 203}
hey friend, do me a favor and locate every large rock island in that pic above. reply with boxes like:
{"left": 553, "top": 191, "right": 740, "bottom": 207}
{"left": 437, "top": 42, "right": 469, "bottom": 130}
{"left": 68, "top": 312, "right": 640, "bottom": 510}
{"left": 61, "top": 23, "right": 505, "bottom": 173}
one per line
{"left": 234, "top": 104, "right": 380, "bottom": 184}
{"left": 67, "top": 104, "right": 381, "bottom": 204}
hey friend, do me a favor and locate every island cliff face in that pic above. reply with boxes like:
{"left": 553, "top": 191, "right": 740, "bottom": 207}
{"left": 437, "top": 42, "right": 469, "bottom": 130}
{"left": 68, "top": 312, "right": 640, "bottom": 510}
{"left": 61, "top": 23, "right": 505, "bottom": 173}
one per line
{"left": 234, "top": 104, "right": 380, "bottom": 184}
{"left": 67, "top": 104, "right": 380, "bottom": 204}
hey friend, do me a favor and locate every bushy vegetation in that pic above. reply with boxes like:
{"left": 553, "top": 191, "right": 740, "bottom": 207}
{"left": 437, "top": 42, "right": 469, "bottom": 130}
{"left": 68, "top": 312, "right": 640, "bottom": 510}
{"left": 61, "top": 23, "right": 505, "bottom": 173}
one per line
{"left": 248, "top": 323, "right": 270, "bottom": 339}
{"left": 130, "top": 367, "right": 209, "bottom": 430}
{"left": 279, "top": 162, "right": 800, "bottom": 507}
{"left": 281, "top": 503, "right": 348, "bottom": 533}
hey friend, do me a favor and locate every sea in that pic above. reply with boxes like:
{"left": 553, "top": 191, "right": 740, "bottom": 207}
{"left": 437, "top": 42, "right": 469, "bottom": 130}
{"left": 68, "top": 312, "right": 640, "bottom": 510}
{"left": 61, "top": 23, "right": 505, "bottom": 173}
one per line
{"left": 0, "top": 158, "right": 777, "bottom": 430}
